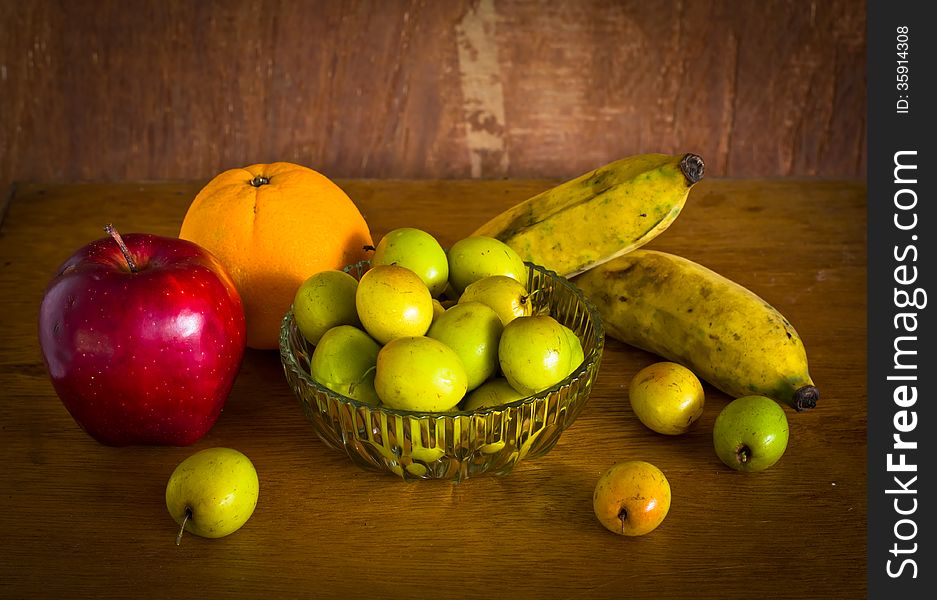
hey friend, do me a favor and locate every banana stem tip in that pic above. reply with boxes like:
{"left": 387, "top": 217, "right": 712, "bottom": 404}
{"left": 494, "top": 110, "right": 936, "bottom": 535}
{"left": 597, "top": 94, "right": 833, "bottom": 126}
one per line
{"left": 792, "top": 385, "right": 819, "bottom": 411}
{"left": 680, "top": 154, "right": 705, "bottom": 185}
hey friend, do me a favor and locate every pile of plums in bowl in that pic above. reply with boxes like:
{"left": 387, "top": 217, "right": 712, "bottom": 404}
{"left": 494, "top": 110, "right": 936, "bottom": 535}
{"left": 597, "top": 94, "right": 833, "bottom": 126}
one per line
{"left": 279, "top": 229, "right": 604, "bottom": 482}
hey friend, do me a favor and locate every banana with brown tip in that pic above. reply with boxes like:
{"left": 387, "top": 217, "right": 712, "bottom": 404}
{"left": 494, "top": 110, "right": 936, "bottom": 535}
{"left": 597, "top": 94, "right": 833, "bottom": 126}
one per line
{"left": 574, "top": 250, "right": 819, "bottom": 411}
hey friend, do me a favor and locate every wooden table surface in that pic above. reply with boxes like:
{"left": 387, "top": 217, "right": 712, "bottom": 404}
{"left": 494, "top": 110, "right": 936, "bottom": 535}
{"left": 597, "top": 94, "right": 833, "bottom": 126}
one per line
{"left": 0, "top": 177, "right": 867, "bottom": 599}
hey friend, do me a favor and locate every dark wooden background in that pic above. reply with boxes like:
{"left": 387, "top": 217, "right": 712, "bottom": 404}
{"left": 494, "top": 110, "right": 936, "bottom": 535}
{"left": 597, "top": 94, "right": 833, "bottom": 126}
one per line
{"left": 1, "top": 0, "right": 866, "bottom": 197}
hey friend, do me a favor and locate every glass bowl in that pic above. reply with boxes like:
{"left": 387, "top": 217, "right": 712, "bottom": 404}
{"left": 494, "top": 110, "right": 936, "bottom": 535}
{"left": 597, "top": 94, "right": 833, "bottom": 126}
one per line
{"left": 279, "top": 261, "right": 605, "bottom": 482}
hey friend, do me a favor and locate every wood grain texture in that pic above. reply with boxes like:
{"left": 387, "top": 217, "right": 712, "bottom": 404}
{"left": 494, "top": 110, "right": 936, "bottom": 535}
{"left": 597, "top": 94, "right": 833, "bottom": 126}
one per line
{"left": 0, "top": 178, "right": 866, "bottom": 599}
{"left": 0, "top": 0, "right": 866, "bottom": 196}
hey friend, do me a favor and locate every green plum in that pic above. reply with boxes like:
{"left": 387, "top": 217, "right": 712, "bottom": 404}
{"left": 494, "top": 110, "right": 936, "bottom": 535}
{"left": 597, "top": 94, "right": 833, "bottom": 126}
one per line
{"left": 165, "top": 447, "right": 259, "bottom": 544}
{"left": 309, "top": 325, "right": 381, "bottom": 406}
{"left": 292, "top": 269, "right": 360, "bottom": 345}
{"left": 713, "top": 395, "right": 790, "bottom": 472}
{"left": 498, "top": 315, "right": 576, "bottom": 395}
{"left": 356, "top": 264, "right": 434, "bottom": 344}
{"left": 447, "top": 235, "right": 528, "bottom": 295}
{"left": 371, "top": 227, "right": 449, "bottom": 297}
{"left": 427, "top": 301, "right": 503, "bottom": 391}
{"left": 374, "top": 336, "right": 468, "bottom": 412}
{"left": 461, "top": 377, "right": 526, "bottom": 411}
{"left": 458, "top": 275, "right": 531, "bottom": 325}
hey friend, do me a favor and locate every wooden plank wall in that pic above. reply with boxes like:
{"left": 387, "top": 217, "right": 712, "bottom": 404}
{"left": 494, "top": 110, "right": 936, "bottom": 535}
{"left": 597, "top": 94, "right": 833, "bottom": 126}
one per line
{"left": 1, "top": 0, "right": 867, "bottom": 196}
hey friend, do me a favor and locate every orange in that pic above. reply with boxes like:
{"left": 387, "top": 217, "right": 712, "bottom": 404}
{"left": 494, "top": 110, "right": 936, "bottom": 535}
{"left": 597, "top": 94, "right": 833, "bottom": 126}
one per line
{"left": 179, "top": 162, "right": 373, "bottom": 349}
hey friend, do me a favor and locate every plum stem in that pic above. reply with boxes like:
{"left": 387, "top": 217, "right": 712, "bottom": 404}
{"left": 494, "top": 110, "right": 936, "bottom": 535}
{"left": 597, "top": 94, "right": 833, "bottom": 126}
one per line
{"left": 357, "top": 366, "right": 377, "bottom": 383}
{"left": 618, "top": 507, "right": 628, "bottom": 534}
{"left": 175, "top": 507, "right": 192, "bottom": 546}
{"left": 104, "top": 224, "right": 138, "bottom": 273}
{"left": 348, "top": 366, "right": 377, "bottom": 395}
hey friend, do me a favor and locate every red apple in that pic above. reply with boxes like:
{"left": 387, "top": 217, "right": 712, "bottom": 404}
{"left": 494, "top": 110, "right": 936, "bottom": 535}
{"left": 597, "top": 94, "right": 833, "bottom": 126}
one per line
{"left": 38, "top": 225, "right": 247, "bottom": 446}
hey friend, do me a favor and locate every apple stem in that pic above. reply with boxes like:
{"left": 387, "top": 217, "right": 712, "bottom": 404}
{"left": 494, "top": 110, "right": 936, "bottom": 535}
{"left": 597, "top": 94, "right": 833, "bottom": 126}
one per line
{"left": 737, "top": 445, "right": 752, "bottom": 464}
{"left": 618, "top": 507, "right": 628, "bottom": 534}
{"left": 104, "top": 224, "right": 138, "bottom": 273}
{"left": 175, "top": 507, "right": 192, "bottom": 546}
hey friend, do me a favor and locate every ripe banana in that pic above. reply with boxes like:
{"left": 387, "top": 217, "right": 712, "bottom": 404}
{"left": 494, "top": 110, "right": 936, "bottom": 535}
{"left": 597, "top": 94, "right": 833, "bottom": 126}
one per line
{"left": 472, "top": 153, "right": 705, "bottom": 278}
{"left": 574, "top": 250, "right": 819, "bottom": 411}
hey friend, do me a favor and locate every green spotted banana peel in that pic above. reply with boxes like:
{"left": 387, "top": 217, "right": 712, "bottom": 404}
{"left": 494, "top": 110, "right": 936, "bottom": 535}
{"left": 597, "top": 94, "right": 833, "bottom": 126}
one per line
{"left": 471, "top": 153, "right": 705, "bottom": 278}
{"left": 573, "top": 250, "right": 819, "bottom": 411}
